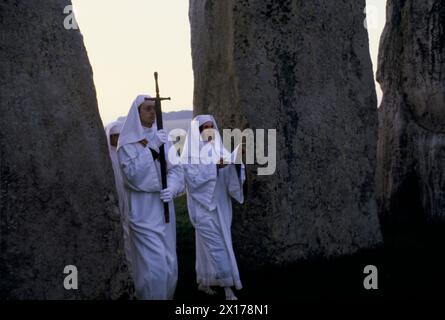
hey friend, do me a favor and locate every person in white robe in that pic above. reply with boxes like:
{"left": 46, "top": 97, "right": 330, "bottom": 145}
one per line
{"left": 117, "top": 94, "right": 184, "bottom": 300}
{"left": 181, "top": 115, "right": 246, "bottom": 300}
{"left": 104, "top": 116, "right": 133, "bottom": 279}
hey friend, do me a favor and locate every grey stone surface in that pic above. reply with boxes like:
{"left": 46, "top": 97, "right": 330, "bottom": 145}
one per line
{"left": 0, "top": 1, "right": 132, "bottom": 299}
{"left": 190, "top": 0, "right": 382, "bottom": 266}
{"left": 376, "top": 1, "right": 445, "bottom": 228}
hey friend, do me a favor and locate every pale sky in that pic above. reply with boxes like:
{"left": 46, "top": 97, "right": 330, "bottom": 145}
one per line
{"left": 71, "top": 0, "right": 386, "bottom": 124}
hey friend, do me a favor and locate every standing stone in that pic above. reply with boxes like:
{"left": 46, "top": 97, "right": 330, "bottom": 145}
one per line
{"left": 0, "top": 1, "right": 131, "bottom": 298}
{"left": 190, "top": 0, "right": 382, "bottom": 266}
{"left": 376, "top": 0, "right": 445, "bottom": 236}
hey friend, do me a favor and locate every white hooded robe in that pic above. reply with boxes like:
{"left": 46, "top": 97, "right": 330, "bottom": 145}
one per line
{"left": 181, "top": 115, "right": 245, "bottom": 290}
{"left": 117, "top": 95, "right": 184, "bottom": 300}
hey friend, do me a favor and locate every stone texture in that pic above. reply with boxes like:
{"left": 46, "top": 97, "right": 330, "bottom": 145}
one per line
{"left": 190, "top": 0, "right": 382, "bottom": 266}
{"left": 0, "top": 0, "right": 132, "bottom": 299}
{"left": 376, "top": 0, "right": 445, "bottom": 234}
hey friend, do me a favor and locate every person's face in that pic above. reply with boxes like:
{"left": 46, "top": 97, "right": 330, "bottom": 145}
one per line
{"left": 200, "top": 121, "right": 215, "bottom": 142}
{"left": 110, "top": 134, "right": 119, "bottom": 147}
{"left": 138, "top": 100, "right": 156, "bottom": 127}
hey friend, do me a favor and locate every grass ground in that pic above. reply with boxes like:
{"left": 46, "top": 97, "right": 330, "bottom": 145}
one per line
{"left": 173, "top": 195, "right": 445, "bottom": 301}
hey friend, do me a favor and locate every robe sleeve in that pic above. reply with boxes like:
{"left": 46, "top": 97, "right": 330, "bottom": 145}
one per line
{"left": 224, "top": 163, "right": 246, "bottom": 204}
{"left": 117, "top": 143, "right": 162, "bottom": 192}
{"left": 166, "top": 142, "right": 185, "bottom": 197}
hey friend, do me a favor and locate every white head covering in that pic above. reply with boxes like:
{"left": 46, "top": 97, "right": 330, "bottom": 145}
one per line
{"left": 105, "top": 116, "right": 126, "bottom": 146}
{"left": 196, "top": 115, "right": 214, "bottom": 127}
{"left": 117, "top": 94, "right": 157, "bottom": 150}
{"left": 180, "top": 114, "right": 232, "bottom": 164}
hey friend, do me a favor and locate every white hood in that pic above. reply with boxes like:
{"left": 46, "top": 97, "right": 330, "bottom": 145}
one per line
{"left": 180, "top": 114, "right": 232, "bottom": 164}
{"left": 117, "top": 94, "right": 157, "bottom": 150}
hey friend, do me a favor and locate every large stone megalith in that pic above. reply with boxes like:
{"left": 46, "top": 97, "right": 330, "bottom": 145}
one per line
{"left": 376, "top": 0, "right": 445, "bottom": 235}
{"left": 190, "top": 0, "right": 382, "bottom": 266}
{"left": 0, "top": 1, "right": 131, "bottom": 298}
